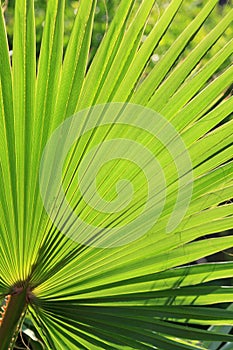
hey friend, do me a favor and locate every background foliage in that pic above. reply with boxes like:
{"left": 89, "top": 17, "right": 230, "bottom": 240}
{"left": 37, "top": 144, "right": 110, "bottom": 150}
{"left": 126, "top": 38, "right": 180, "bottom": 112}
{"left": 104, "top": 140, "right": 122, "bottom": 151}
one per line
{"left": 3, "top": 0, "right": 233, "bottom": 65}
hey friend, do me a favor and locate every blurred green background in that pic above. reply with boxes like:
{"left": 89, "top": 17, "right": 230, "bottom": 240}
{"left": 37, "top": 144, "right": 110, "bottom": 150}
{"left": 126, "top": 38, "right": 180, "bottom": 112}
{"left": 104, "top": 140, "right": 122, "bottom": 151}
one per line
{"left": 3, "top": 0, "right": 232, "bottom": 68}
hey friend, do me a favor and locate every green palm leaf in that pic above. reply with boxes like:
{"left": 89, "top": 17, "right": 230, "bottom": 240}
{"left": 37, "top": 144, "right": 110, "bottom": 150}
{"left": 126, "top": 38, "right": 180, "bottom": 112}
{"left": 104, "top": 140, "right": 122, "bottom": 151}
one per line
{"left": 0, "top": 0, "right": 232, "bottom": 349}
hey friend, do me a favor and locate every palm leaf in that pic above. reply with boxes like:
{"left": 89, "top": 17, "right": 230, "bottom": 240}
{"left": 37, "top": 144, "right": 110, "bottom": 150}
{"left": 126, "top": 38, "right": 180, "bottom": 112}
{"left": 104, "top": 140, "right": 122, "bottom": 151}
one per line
{"left": 0, "top": 0, "right": 232, "bottom": 348}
